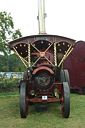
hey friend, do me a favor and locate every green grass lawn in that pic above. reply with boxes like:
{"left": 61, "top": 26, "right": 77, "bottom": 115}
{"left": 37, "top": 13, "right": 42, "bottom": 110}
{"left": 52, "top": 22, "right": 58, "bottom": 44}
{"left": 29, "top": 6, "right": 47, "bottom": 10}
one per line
{"left": 0, "top": 93, "right": 85, "bottom": 128}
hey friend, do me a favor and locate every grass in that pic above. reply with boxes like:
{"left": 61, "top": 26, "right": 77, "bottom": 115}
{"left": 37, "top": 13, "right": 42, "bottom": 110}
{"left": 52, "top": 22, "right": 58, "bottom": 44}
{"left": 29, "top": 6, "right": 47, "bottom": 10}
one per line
{"left": 0, "top": 93, "right": 85, "bottom": 128}
{"left": 0, "top": 92, "right": 19, "bottom": 97}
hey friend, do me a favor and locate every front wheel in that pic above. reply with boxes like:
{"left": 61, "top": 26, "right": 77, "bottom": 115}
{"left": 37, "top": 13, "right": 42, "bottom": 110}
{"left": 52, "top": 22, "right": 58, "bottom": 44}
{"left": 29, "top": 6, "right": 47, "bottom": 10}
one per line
{"left": 61, "top": 82, "right": 70, "bottom": 118}
{"left": 20, "top": 82, "right": 28, "bottom": 118}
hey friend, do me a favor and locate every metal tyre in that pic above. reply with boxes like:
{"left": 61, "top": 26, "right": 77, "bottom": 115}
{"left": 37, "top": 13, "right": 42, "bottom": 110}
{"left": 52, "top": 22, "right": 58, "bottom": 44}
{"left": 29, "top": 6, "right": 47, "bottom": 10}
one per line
{"left": 61, "top": 82, "right": 70, "bottom": 118}
{"left": 20, "top": 82, "right": 28, "bottom": 118}
{"left": 60, "top": 69, "right": 70, "bottom": 88}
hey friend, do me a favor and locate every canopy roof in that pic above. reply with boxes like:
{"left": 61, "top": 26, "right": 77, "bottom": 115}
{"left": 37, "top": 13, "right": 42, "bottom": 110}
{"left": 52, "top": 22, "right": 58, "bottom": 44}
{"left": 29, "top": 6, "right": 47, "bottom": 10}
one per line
{"left": 9, "top": 34, "right": 76, "bottom": 50}
{"left": 8, "top": 34, "right": 76, "bottom": 68}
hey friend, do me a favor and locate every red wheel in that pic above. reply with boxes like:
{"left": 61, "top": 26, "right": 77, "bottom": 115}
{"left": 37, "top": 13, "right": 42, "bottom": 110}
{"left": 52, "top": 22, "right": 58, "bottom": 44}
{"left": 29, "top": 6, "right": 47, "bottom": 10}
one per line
{"left": 20, "top": 82, "right": 28, "bottom": 118}
{"left": 61, "top": 82, "right": 70, "bottom": 118}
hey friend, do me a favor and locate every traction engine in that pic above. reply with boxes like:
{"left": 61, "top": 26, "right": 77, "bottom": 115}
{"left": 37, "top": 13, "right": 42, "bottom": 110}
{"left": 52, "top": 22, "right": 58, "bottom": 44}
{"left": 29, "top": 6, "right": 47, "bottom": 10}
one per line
{"left": 9, "top": 35, "right": 75, "bottom": 118}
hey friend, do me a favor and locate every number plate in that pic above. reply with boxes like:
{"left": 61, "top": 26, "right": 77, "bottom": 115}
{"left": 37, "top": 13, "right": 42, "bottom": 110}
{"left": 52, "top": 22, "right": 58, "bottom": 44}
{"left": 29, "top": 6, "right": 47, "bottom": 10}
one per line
{"left": 42, "top": 96, "right": 47, "bottom": 100}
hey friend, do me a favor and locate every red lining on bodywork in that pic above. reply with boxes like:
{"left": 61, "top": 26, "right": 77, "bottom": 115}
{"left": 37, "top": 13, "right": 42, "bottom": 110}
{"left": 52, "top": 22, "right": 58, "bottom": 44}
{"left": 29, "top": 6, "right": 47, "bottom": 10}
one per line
{"left": 32, "top": 67, "right": 54, "bottom": 75}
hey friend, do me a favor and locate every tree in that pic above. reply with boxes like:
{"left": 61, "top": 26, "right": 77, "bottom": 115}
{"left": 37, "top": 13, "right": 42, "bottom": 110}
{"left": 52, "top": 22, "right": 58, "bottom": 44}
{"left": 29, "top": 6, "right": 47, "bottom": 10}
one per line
{"left": 8, "top": 54, "right": 25, "bottom": 72}
{"left": 0, "top": 11, "right": 22, "bottom": 55}
{"left": 0, "top": 54, "right": 26, "bottom": 72}
{"left": 0, "top": 55, "right": 9, "bottom": 71}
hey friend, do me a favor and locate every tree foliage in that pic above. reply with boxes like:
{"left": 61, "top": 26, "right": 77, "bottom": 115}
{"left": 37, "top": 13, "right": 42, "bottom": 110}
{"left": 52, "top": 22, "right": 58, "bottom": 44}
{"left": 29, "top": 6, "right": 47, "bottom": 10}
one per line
{"left": 0, "top": 11, "right": 26, "bottom": 72}
{"left": 0, "top": 11, "right": 22, "bottom": 55}
{"left": 0, "top": 54, "right": 25, "bottom": 72}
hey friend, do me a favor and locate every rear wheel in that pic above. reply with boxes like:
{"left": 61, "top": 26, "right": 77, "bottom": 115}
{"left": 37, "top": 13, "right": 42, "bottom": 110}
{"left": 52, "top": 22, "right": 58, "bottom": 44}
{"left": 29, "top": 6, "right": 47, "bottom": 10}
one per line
{"left": 60, "top": 69, "right": 70, "bottom": 87}
{"left": 23, "top": 71, "right": 28, "bottom": 80}
{"left": 61, "top": 82, "right": 70, "bottom": 118}
{"left": 20, "top": 82, "right": 28, "bottom": 118}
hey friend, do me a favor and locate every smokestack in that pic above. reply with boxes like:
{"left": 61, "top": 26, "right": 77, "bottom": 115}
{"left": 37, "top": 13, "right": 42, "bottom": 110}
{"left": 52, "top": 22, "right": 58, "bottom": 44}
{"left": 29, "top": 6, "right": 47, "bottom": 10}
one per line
{"left": 38, "top": 0, "right": 46, "bottom": 34}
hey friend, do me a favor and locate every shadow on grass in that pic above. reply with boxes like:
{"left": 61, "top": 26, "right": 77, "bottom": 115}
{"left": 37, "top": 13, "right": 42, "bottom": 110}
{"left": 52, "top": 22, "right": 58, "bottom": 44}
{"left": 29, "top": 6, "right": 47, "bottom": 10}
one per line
{"left": 29, "top": 102, "right": 63, "bottom": 118}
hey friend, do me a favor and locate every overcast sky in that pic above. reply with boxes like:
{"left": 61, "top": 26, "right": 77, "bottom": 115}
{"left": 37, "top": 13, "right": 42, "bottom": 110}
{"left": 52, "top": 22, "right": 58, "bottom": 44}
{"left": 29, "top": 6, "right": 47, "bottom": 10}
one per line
{"left": 0, "top": 0, "right": 85, "bottom": 41}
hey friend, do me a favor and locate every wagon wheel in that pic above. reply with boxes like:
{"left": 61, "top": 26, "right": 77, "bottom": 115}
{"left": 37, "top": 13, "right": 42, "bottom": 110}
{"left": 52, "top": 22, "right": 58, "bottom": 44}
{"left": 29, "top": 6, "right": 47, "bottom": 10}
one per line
{"left": 61, "top": 82, "right": 70, "bottom": 118}
{"left": 60, "top": 69, "right": 70, "bottom": 87}
{"left": 20, "top": 82, "right": 28, "bottom": 118}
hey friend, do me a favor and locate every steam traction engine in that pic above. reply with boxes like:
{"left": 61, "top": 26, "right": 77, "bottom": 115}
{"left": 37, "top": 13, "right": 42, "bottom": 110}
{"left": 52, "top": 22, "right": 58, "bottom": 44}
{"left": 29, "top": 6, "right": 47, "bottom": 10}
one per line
{"left": 8, "top": 35, "right": 75, "bottom": 118}
{"left": 8, "top": 0, "right": 76, "bottom": 118}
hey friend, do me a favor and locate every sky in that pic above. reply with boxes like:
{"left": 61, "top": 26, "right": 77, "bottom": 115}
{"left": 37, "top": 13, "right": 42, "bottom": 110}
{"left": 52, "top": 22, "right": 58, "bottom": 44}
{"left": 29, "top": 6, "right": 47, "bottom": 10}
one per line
{"left": 0, "top": 0, "right": 85, "bottom": 41}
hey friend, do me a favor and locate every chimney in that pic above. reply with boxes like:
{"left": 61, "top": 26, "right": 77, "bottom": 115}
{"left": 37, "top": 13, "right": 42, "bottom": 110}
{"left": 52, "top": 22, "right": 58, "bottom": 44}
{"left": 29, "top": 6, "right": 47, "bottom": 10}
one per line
{"left": 38, "top": 0, "right": 46, "bottom": 34}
